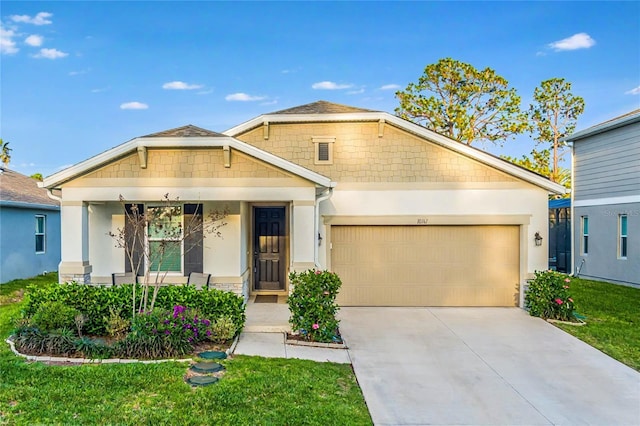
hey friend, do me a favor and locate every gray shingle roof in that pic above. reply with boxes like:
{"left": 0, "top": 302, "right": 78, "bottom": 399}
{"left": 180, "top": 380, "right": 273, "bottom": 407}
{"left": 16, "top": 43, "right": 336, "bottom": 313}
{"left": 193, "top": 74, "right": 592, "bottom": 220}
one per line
{"left": 270, "top": 100, "right": 379, "bottom": 115}
{"left": 141, "top": 125, "right": 225, "bottom": 138}
{"left": 0, "top": 168, "right": 59, "bottom": 206}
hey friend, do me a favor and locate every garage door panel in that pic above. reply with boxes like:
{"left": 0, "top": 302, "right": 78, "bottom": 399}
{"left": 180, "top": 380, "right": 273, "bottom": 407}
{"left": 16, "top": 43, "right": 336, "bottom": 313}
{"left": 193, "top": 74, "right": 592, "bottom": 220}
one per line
{"left": 332, "top": 225, "right": 519, "bottom": 307}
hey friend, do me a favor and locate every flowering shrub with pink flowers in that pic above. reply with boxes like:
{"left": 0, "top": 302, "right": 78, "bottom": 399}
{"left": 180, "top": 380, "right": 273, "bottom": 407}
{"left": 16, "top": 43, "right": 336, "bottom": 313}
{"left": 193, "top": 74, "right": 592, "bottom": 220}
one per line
{"left": 525, "top": 270, "right": 576, "bottom": 321}
{"left": 288, "top": 270, "right": 342, "bottom": 343}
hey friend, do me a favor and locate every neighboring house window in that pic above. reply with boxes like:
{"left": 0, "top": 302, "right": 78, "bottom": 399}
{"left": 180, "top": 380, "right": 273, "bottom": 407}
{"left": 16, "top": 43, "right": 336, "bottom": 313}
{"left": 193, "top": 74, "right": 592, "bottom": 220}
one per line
{"left": 147, "top": 205, "right": 182, "bottom": 272}
{"left": 313, "top": 136, "right": 335, "bottom": 165}
{"left": 35, "top": 215, "right": 46, "bottom": 253}
{"left": 619, "top": 214, "right": 628, "bottom": 259}
{"left": 581, "top": 216, "right": 589, "bottom": 255}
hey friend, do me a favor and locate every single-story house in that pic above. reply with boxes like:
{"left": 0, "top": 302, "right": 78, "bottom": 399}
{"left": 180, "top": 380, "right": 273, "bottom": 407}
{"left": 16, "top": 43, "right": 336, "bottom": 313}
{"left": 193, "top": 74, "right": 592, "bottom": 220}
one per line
{"left": 42, "top": 101, "right": 565, "bottom": 306}
{"left": 567, "top": 109, "right": 639, "bottom": 286}
{"left": 0, "top": 167, "right": 61, "bottom": 283}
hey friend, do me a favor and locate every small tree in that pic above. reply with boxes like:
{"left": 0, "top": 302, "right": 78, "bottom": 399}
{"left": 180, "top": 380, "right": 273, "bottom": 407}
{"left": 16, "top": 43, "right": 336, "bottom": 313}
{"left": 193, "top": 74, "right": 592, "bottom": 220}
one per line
{"left": 502, "top": 149, "right": 571, "bottom": 197}
{"left": 529, "top": 77, "right": 585, "bottom": 183}
{"left": 395, "top": 58, "right": 528, "bottom": 146}
{"left": 108, "top": 194, "right": 228, "bottom": 317}
{"left": 0, "top": 139, "right": 12, "bottom": 167}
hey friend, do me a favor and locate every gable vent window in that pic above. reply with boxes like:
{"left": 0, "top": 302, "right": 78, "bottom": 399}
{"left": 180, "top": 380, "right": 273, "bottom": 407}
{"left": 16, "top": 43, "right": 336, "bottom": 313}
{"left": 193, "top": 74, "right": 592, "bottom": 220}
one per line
{"left": 313, "top": 136, "right": 335, "bottom": 165}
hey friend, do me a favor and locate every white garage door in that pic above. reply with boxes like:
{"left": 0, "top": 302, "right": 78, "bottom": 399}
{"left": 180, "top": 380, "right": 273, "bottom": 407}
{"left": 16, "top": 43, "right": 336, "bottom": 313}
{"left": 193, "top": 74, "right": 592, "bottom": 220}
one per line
{"left": 331, "top": 225, "right": 520, "bottom": 306}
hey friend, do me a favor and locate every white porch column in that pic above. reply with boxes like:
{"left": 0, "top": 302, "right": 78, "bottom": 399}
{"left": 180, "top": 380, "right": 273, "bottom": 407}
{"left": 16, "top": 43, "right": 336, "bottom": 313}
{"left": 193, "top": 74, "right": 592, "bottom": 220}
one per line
{"left": 291, "top": 200, "right": 316, "bottom": 272}
{"left": 59, "top": 201, "right": 92, "bottom": 283}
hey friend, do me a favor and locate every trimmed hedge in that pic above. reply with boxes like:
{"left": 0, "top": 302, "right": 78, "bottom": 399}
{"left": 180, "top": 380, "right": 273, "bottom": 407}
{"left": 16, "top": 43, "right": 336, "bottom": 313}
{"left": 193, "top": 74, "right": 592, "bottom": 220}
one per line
{"left": 23, "top": 283, "right": 245, "bottom": 336}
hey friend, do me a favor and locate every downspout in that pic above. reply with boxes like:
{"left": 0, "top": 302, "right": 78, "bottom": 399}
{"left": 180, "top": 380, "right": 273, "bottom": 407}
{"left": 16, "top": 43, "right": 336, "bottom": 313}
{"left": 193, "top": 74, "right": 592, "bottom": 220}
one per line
{"left": 46, "top": 188, "right": 62, "bottom": 203}
{"left": 314, "top": 187, "right": 333, "bottom": 269}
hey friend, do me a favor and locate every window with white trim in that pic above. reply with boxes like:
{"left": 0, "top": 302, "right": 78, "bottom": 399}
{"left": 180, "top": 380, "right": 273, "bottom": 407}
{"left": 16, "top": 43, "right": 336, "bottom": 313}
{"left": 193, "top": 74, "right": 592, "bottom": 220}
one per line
{"left": 35, "top": 215, "right": 46, "bottom": 253}
{"left": 581, "top": 216, "right": 589, "bottom": 255}
{"left": 313, "top": 136, "right": 335, "bottom": 165}
{"left": 619, "top": 214, "right": 628, "bottom": 259}
{"left": 147, "top": 205, "right": 183, "bottom": 272}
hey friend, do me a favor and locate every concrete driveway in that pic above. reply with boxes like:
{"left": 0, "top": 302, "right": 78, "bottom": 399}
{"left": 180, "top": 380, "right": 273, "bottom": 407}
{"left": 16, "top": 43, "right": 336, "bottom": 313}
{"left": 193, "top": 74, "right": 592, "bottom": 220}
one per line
{"left": 339, "top": 307, "right": 640, "bottom": 426}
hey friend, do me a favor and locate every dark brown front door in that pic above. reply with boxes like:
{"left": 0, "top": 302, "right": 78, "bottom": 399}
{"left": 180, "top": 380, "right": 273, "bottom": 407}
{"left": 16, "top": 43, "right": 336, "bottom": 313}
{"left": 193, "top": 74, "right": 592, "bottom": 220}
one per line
{"left": 254, "top": 207, "right": 286, "bottom": 290}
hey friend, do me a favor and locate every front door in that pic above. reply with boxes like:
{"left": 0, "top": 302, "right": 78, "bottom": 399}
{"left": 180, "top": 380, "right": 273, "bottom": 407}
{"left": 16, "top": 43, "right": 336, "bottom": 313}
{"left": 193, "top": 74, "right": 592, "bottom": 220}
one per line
{"left": 254, "top": 207, "right": 286, "bottom": 291}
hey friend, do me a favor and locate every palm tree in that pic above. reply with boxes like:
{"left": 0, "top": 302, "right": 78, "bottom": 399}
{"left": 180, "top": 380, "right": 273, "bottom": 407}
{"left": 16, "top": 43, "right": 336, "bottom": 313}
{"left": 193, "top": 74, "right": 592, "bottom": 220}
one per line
{"left": 0, "top": 139, "right": 12, "bottom": 167}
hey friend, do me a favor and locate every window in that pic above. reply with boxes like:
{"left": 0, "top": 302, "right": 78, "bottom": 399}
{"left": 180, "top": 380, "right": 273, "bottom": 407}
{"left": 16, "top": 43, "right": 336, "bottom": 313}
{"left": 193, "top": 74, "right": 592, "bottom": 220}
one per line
{"left": 619, "top": 215, "right": 628, "bottom": 259}
{"left": 313, "top": 136, "right": 335, "bottom": 165}
{"left": 35, "top": 215, "right": 46, "bottom": 253}
{"left": 581, "top": 216, "right": 589, "bottom": 255}
{"left": 147, "top": 205, "right": 182, "bottom": 272}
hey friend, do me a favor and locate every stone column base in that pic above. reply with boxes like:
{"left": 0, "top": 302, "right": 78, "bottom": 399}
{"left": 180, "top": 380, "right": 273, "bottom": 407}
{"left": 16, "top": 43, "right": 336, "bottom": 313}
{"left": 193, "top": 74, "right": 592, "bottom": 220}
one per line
{"left": 58, "top": 261, "right": 92, "bottom": 284}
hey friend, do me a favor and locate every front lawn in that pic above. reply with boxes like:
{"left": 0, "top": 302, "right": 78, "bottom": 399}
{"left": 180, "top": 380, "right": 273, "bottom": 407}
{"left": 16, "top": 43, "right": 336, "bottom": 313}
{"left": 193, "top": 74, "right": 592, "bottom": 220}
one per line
{"left": 553, "top": 277, "right": 640, "bottom": 371}
{"left": 0, "top": 275, "right": 372, "bottom": 425}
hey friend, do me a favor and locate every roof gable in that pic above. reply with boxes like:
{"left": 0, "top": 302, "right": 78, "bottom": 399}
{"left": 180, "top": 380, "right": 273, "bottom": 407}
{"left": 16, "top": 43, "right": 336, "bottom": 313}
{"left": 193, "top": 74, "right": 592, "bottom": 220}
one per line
{"left": 42, "top": 126, "right": 333, "bottom": 189}
{"left": 567, "top": 109, "right": 640, "bottom": 141}
{"left": 225, "top": 101, "right": 566, "bottom": 194}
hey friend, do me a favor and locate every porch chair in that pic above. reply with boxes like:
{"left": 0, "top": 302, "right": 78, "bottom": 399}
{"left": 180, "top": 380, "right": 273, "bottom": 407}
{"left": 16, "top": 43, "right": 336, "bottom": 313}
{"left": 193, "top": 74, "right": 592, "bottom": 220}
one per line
{"left": 111, "top": 272, "right": 138, "bottom": 286}
{"left": 187, "top": 272, "right": 211, "bottom": 290}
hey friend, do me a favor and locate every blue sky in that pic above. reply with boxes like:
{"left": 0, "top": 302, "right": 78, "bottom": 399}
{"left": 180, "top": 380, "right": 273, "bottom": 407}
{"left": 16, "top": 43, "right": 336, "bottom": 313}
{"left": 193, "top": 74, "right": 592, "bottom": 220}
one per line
{"left": 2, "top": 1, "right": 639, "bottom": 178}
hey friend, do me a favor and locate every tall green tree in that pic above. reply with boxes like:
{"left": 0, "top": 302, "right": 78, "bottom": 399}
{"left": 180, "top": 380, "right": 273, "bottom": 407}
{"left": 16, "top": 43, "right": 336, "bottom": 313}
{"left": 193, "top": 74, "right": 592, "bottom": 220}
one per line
{"left": 502, "top": 149, "right": 571, "bottom": 197}
{"left": 395, "top": 58, "right": 528, "bottom": 146}
{"left": 0, "top": 139, "right": 12, "bottom": 167}
{"left": 529, "top": 78, "right": 585, "bottom": 182}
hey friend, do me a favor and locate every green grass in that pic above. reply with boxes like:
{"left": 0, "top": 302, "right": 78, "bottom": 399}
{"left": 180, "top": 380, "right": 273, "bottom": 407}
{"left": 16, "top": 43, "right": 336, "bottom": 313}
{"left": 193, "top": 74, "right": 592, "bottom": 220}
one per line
{"left": 0, "top": 275, "right": 372, "bottom": 425}
{"left": 554, "top": 277, "right": 640, "bottom": 371}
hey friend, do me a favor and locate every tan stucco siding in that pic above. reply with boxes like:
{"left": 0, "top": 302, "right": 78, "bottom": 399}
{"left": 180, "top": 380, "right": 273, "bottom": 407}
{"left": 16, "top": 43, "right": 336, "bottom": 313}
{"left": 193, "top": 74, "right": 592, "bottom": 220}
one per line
{"left": 237, "top": 122, "right": 517, "bottom": 183}
{"left": 66, "top": 148, "right": 295, "bottom": 186}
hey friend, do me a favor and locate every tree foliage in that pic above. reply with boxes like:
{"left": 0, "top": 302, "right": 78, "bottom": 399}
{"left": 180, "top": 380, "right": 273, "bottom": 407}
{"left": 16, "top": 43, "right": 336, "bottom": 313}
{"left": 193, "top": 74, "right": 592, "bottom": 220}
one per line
{"left": 30, "top": 173, "right": 43, "bottom": 181}
{"left": 0, "top": 139, "right": 12, "bottom": 167}
{"left": 502, "top": 149, "right": 571, "bottom": 197}
{"left": 395, "top": 58, "right": 528, "bottom": 145}
{"left": 529, "top": 78, "right": 585, "bottom": 182}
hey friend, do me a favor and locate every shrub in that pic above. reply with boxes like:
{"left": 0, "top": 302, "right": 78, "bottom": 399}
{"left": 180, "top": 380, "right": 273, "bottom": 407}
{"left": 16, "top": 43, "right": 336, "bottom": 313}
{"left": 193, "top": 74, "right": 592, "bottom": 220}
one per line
{"left": 115, "top": 306, "right": 214, "bottom": 359}
{"left": 525, "top": 270, "right": 576, "bottom": 321}
{"left": 13, "top": 326, "right": 47, "bottom": 354}
{"left": 208, "top": 315, "right": 237, "bottom": 343}
{"left": 23, "top": 283, "right": 245, "bottom": 336}
{"left": 104, "top": 308, "right": 130, "bottom": 341}
{"left": 288, "top": 270, "right": 342, "bottom": 343}
{"left": 31, "top": 301, "right": 80, "bottom": 332}
{"left": 75, "top": 337, "right": 113, "bottom": 359}
{"left": 44, "top": 328, "right": 76, "bottom": 355}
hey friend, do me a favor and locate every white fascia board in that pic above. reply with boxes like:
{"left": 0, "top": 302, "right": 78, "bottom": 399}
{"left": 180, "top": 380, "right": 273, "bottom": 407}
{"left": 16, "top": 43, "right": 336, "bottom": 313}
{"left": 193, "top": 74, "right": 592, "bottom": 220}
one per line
{"left": 225, "top": 111, "right": 565, "bottom": 194}
{"left": 565, "top": 111, "right": 640, "bottom": 142}
{"left": 223, "top": 112, "right": 385, "bottom": 136}
{"left": 42, "top": 136, "right": 333, "bottom": 189}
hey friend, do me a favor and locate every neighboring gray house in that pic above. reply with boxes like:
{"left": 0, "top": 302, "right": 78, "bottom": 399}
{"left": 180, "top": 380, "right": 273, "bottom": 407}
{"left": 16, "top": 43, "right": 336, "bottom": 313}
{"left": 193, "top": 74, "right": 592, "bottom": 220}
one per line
{"left": 0, "top": 167, "right": 61, "bottom": 283}
{"left": 567, "top": 109, "right": 640, "bottom": 286}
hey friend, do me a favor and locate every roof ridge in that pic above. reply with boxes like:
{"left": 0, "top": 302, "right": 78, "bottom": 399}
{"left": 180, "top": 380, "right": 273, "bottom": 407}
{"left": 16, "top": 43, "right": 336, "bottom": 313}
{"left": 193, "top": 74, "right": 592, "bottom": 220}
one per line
{"left": 269, "top": 100, "right": 380, "bottom": 115}
{"left": 141, "top": 124, "right": 226, "bottom": 138}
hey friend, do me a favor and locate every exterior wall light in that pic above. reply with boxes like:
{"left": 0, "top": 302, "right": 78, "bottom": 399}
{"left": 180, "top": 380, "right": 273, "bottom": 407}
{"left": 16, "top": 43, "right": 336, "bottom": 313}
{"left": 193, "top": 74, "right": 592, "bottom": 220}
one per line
{"left": 534, "top": 232, "right": 543, "bottom": 246}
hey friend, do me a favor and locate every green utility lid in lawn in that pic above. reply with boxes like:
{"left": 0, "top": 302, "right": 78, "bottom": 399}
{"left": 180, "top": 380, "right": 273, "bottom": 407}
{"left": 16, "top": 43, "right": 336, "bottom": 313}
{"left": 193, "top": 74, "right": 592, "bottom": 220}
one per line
{"left": 186, "top": 376, "right": 219, "bottom": 386}
{"left": 190, "top": 362, "right": 225, "bottom": 373}
{"left": 198, "top": 351, "right": 227, "bottom": 360}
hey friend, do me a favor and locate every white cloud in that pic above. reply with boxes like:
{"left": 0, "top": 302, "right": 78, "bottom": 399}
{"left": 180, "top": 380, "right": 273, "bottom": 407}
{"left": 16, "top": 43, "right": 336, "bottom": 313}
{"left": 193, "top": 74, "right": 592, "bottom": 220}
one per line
{"left": 33, "top": 48, "right": 68, "bottom": 59}
{"left": 625, "top": 86, "right": 640, "bottom": 95}
{"left": 225, "top": 93, "right": 266, "bottom": 101}
{"left": 379, "top": 84, "right": 400, "bottom": 90}
{"left": 24, "top": 34, "right": 43, "bottom": 47}
{"left": 11, "top": 12, "right": 53, "bottom": 26}
{"left": 197, "top": 89, "right": 214, "bottom": 95}
{"left": 548, "top": 33, "right": 596, "bottom": 51}
{"left": 1, "top": 26, "right": 19, "bottom": 54}
{"left": 311, "top": 81, "right": 353, "bottom": 90}
{"left": 162, "top": 81, "right": 203, "bottom": 90}
{"left": 260, "top": 100, "right": 278, "bottom": 106}
{"left": 120, "top": 101, "right": 148, "bottom": 110}
{"left": 91, "top": 86, "right": 110, "bottom": 93}
{"left": 347, "top": 88, "right": 365, "bottom": 95}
